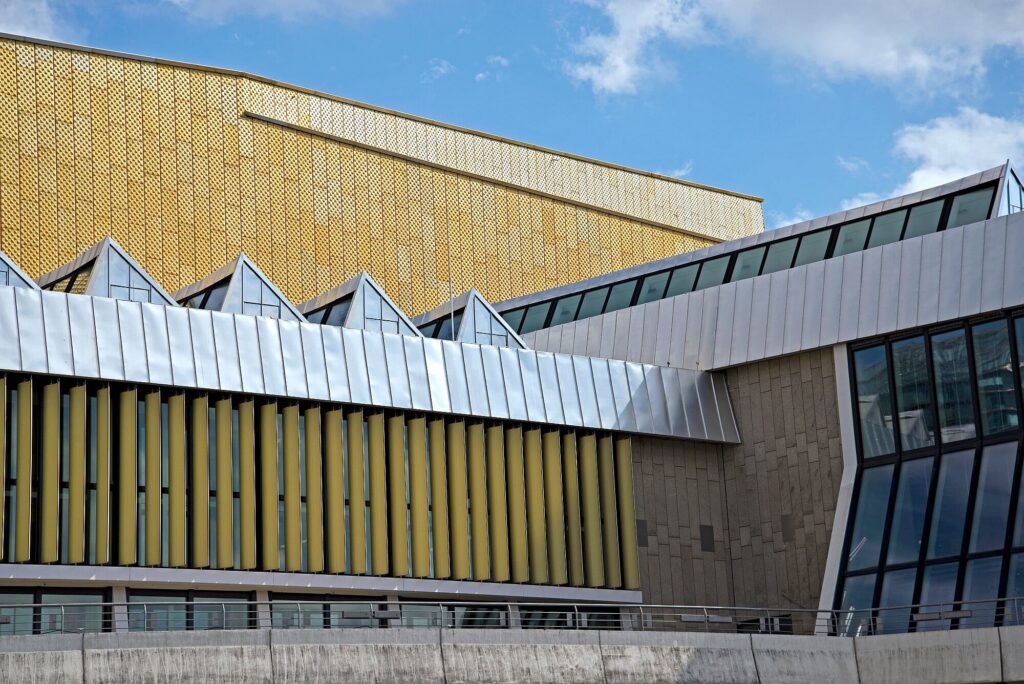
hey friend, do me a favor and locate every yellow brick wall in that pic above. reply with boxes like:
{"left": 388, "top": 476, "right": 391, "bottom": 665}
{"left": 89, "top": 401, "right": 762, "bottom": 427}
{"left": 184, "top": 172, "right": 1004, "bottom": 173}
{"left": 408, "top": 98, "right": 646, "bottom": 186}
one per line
{"left": 0, "top": 37, "right": 753, "bottom": 315}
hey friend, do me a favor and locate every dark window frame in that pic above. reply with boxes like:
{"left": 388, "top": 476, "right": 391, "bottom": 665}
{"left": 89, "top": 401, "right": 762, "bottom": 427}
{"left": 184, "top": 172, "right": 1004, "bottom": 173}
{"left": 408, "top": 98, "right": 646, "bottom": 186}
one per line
{"left": 499, "top": 182, "right": 1000, "bottom": 336}
{"left": 836, "top": 310, "right": 1024, "bottom": 634}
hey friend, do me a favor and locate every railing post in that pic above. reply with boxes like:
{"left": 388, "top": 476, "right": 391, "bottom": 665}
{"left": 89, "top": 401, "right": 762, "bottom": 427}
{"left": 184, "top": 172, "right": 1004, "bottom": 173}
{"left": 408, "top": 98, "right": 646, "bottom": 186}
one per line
{"left": 255, "top": 590, "right": 272, "bottom": 630}
{"left": 60, "top": 605, "right": 65, "bottom": 634}
{"left": 111, "top": 587, "right": 129, "bottom": 633}
{"left": 222, "top": 602, "right": 227, "bottom": 630}
{"left": 507, "top": 603, "right": 521, "bottom": 629}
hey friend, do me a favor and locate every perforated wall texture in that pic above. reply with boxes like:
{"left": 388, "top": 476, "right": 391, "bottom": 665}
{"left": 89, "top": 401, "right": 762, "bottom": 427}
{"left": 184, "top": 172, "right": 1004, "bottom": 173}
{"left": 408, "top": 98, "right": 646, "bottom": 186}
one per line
{"left": 0, "top": 34, "right": 763, "bottom": 316}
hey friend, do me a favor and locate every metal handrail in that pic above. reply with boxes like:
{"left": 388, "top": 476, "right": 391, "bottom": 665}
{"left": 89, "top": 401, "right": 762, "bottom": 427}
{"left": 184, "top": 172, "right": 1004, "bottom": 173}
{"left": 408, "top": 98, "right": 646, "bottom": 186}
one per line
{"left": 0, "top": 596, "right": 1020, "bottom": 638}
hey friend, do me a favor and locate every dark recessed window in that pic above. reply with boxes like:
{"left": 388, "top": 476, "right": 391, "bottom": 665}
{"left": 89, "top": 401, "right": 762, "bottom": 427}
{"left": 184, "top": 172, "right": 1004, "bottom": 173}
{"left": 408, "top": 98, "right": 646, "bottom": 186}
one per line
{"left": 665, "top": 264, "right": 699, "bottom": 298}
{"left": 926, "top": 449, "right": 974, "bottom": 560}
{"left": 792, "top": 230, "right": 831, "bottom": 268}
{"left": 867, "top": 210, "right": 906, "bottom": 249}
{"left": 932, "top": 329, "right": 976, "bottom": 442}
{"left": 891, "top": 335, "right": 936, "bottom": 449}
{"left": 960, "top": 556, "right": 1002, "bottom": 628}
{"left": 853, "top": 345, "right": 895, "bottom": 458}
{"left": 846, "top": 464, "right": 894, "bottom": 571}
{"left": 837, "top": 573, "right": 876, "bottom": 636}
{"left": 576, "top": 288, "right": 609, "bottom": 321}
{"left": 968, "top": 441, "right": 1016, "bottom": 554}
{"left": 635, "top": 271, "right": 670, "bottom": 306}
{"left": 549, "top": 295, "right": 582, "bottom": 328}
{"left": 519, "top": 302, "right": 551, "bottom": 335}
{"left": 917, "top": 562, "right": 958, "bottom": 630}
{"left": 694, "top": 256, "right": 729, "bottom": 291}
{"left": 877, "top": 568, "right": 916, "bottom": 635}
{"left": 502, "top": 308, "right": 525, "bottom": 332}
{"left": 947, "top": 186, "right": 995, "bottom": 230}
{"left": 885, "top": 456, "right": 933, "bottom": 565}
{"left": 833, "top": 219, "right": 871, "bottom": 257}
{"left": 972, "top": 319, "right": 1018, "bottom": 435}
{"left": 603, "top": 280, "right": 637, "bottom": 314}
{"left": 903, "top": 199, "right": 944, "bottom": 240}
{"left": 760, "top": 238, "right": 798, "bottom": 276}
{"left": 729, "top": 247, "right": 765, "bottom": 283}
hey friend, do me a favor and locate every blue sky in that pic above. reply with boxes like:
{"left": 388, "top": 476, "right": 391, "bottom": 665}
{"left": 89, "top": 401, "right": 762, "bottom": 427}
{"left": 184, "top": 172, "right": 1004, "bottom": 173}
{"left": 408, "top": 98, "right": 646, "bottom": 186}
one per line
{"left": 5, "top": 0, "right": 1024, "bottom": 228}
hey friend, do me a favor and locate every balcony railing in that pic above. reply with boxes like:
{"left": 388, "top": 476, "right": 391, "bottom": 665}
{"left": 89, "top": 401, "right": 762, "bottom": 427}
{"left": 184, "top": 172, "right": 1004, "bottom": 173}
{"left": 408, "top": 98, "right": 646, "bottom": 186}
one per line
{"left": 1, "top": 597, "right": 1022, "bottom": 637}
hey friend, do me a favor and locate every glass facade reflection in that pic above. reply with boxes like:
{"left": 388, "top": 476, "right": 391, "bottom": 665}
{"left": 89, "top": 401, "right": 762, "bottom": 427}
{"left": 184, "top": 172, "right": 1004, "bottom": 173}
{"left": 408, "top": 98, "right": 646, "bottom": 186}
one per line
{"left": 838, "top": 313, "right": 1024, "bottom": 632}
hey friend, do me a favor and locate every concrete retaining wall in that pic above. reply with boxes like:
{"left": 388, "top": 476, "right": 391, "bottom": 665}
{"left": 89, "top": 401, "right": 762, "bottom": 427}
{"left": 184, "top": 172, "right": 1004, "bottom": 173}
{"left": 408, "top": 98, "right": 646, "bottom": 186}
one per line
{"left": 0, "top": 626, "right": 1018, "bottom": 683}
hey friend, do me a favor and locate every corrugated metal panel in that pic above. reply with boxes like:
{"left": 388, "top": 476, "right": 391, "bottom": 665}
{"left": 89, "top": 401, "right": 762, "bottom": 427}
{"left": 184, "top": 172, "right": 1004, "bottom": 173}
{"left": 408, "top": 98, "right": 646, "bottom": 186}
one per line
{"left": 526, "top": 213, "right": 1024, "bottom": 374}
{"left": 0, "top": 287, "right": 738, "bottom": 442}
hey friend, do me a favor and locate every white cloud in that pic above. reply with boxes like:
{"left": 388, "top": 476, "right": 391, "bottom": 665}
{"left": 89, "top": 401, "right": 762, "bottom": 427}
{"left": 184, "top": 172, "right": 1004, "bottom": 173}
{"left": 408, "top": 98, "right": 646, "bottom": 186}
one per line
{"left": 839, "top": 192, "right": 883, "bottom": 211}
{"left": 0, "top": 0, "right": 72, "bottom": 41}
{"left": 839, "top": 107, "right": 1024, "bottom": 211}
{"left": 487, "top": 55, "right": 510, "bottom": 67}
{"left": 767, "top": 206, "right": 814, "bottom": 229}
{"left": 474, "top": 72, "right": 487, "bottom": 81}
{"left": 837, "top": 155, "right": 869, "bottom": 174}
{"left": 567, "top": 0, "right": 1024, "bottom": 94}
{"left": 891, "top": 107, "right": 1024, "bottom": 194}
{"left": 565, "top": 0, "right": 705, "bottom": 95}
{"left": 420, "top": 58, "right": 454, "bottom": 84}
{"left": 165, "top": 0, "right": 408, "bottom": 22}
{"left": 662, "top": 161, "right": 693, "bottom": 178}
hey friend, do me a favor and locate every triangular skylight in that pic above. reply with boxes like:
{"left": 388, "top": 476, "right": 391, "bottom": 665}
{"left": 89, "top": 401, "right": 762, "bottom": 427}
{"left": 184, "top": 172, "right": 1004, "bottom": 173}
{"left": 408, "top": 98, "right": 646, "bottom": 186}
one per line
{"left": 36, "top": 236, "right": 176, "bottom": 306}
{"left": 0, "top": 249, "right": 39, "bottom": 290}
{"left": 413, "top": 289, "right": 527, "bottom": 349}
{"left": 300, "top": 271, "right": 421, "bottom": 337}
{"left": 173, "top": 253, "right": 304, "bottom": 321}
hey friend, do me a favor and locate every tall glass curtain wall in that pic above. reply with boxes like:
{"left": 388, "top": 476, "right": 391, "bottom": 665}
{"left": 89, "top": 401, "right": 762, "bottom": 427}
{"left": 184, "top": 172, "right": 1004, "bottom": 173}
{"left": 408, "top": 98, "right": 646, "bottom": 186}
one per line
{"left": 0, "top": 375, "right": 640, "bottom": 591}
{"left": 838, "top": 313, "right": 1024, "bottom": 634}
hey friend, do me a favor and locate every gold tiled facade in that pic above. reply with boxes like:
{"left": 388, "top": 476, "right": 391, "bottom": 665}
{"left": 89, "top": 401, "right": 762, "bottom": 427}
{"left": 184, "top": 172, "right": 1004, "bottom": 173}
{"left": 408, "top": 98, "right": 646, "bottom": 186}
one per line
{"left": 0, "top": 35, "right": 762, "bottom": 314}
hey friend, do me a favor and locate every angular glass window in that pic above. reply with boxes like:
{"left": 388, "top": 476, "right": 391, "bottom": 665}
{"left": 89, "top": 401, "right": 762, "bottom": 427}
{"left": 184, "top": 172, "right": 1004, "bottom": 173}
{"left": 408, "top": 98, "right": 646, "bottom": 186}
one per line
{"left": 972, "top": 319, "right": 1018, "bottom": 435}
{"left": 902, "top": 200, "right": 944, "bottom": 240}
{"left": 502, "top": 308, "right": 525, "bottom": 332}
{"left": 665, "top": 264, "right": 699, "bottom": 298}
{"left": 932, "top": 328, "right": 976, "bottom": 442}
{"left": 961, "top": 556, "right": 1003, "bottom": 628}
{"left": 519, "top": 302, "right": 551, "bottom": 335}
{"left": 635, "top": 271, "right": 670, "bottom": 305}
{"left": 837, "top": 573, "right": 876, "bottom": 637}
{"left": 854, "top": 345, "right": 896, "bottom": 459}
{"left": 436, "top": 311, "right": 463, "bottom": 341}
{"left": 927, "top": 449, "right": 975, "bottom": 559}
{"left": 694, "top": 255, "right": 730, "bottom": 291}
{"left": 729, "top": 246, "right": 765, "bottom": 283}
{"left": 760, "top": 238, "right": 798, "bottom": 275}
{"left": 892, "top": 336, "right": 936, "bottom": 449}
{"left": 549, "top": 295, "right": 582, "bottom": 328}
{"left": 793, "top": 230, "right": 831, "bottom": 268}
{"left": 603, "top": 280, "right": 637, "bottom": 314}
{"left": 325, "top": 298, "right": 351, "bottom": 326}
{"left": 947, "top": 186, "right": 995, "bottom": 230}
{"left": 0, "top": 263, "right": 7, "bottom": 286}
{"left": 878, "top": 568, "right": 917, "bottom": 635}
{"left": 867, "top": 210, "right": 907, "bottom": 249}
{"left": 846, "top": 464, "right": 894, "bottom": 572}
{"left": 832, "top": 219, "right": 871, "bottom": 257}
{"left": 969, "top": 441, "right": 1017, "bottom": 553}
{"left": 886, "top": 456, "right": 934, "bottom": 566}
{"left": 576, "top": 288, "right": 609, "bottom": 321}
{"left": 917, "top": 562, "right": 959, "bottom": 631}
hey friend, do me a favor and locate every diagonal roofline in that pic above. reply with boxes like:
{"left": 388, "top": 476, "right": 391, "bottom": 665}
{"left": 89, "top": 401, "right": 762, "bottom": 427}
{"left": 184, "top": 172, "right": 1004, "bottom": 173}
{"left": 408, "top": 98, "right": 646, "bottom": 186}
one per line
{"left": 493, "top": 163, "right": 1008, "bottom": 313}
{"left": 0, "top": 31, "right": 761, "bottom": 208}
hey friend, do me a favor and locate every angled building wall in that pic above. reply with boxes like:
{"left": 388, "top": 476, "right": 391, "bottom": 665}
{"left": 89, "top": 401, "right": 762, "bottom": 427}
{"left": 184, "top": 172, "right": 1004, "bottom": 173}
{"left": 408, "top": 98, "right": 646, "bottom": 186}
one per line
{"left": 631, "top": 348, "right": 844, "bottom": 609}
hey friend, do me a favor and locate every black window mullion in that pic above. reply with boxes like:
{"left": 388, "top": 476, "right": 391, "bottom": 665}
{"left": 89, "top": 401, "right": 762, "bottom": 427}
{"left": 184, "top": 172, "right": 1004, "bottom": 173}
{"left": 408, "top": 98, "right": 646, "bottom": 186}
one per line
{"left": 952, "top": 324, "right": 987, "bottom": 620}
{"left": 896, "top": 205, "right": 914, "bottom": 241}
{"left": 936, "top": 197, "right": 954, "bottom": 233}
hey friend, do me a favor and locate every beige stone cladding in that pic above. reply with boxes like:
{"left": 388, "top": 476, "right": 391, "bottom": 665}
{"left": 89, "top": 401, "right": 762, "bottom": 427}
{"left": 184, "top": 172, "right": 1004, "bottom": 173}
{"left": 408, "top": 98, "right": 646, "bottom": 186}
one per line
{"left": 632, "top": 347, "right": 844, "bottom": 609}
